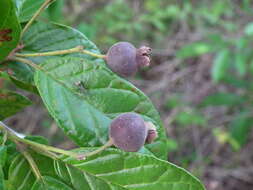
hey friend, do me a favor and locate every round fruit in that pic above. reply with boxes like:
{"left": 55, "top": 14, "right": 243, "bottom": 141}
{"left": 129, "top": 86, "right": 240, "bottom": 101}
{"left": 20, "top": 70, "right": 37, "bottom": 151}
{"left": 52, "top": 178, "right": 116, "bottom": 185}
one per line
{"left": 106, "top": 42, "right": 151, "bottom": 77}
{"left": 109, "top": 113, "right": 148, "bottom": 152}
{"left": 106, "top": 42, "right": 138, "bottom": 77}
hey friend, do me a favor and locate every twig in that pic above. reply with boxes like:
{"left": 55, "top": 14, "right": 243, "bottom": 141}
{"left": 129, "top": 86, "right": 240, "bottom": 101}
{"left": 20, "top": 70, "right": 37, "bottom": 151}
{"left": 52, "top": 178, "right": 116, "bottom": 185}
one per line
{"left": 21, "top": 0, "right": 55, "bottom": 38}
{"left": 10, "top": 56, "right": 41, "bottom": 70}
{"left": 15, "top": 46, "right": 106, "bottom": 59}
{"left": 78, "top": 139, "right": 113, "bottom": 159}
{"left": 0, "top": 122, "right": 111, "bottom": 160}
{"left": 0, "top": 122, "right": 80, "bottom": 159}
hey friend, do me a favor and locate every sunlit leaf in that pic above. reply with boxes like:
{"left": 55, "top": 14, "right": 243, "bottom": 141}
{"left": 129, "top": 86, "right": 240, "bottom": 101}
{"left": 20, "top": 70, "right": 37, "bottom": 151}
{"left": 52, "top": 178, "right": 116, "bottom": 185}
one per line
{"left": 7, "top": 149, "right": 205, "bottom": 190}
{"left": 35, "top": 57, "right": 168, "bottom": 159}
{"left": 7, "top": 21, "right": 101, "bottom": 89}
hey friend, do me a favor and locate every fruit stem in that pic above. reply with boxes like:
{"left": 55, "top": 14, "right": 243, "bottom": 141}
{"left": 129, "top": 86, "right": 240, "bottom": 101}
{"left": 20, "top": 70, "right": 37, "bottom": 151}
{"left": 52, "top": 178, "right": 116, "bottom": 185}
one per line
{"left": 81, "top": 50, "right": 106, "bottom": 59}
{"left": 78, "top": 139, "right": 113, "bottom": 159}
{"left": 21, "top": 0, "right": 55, "bottom": 38}
{"left": 15, "top": 46, "right": 106, "bottom": 59}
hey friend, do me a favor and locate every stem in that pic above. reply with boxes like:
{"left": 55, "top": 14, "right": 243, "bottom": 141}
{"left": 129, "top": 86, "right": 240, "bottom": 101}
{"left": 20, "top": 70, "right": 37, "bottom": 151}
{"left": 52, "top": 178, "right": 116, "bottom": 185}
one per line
{"left": 0, "top": 122, "right": 113, "bottom": 161}
{"left": 22, "top": 149, "right": 43, "bottom": 181}
{"left": 1, "top": 130, "right": 7, "bottom": 146}
{"left": 29, "top": 146, "right": 59, "bottom": 160}
{"left": 21, "top": 0, "right": 55, "bottom": 38}
{"left": 15, "top": 46, "right": 106, "bottom": 59}
{"left": 10, "top": 56, "right": 41, "bottom": 70}
{"left": 9, "top": 57, "right": 75, "bottom": 91}
{"left": 0, "top": 123, "right": 80, "bottom": 159}
{"left": 81, "top": 50, "right": 106, "bottom": 59}
{"left": 15, "top": 46, "right": 83, "bottom": 57}
{"left": 17, "top": 137, "right": 80, "bottom": 158}
{"left": 15, "top": 140, "right": 44, "bottom": 182}
{"left": 78, "top": 139, "right": 113, "bottom": 159}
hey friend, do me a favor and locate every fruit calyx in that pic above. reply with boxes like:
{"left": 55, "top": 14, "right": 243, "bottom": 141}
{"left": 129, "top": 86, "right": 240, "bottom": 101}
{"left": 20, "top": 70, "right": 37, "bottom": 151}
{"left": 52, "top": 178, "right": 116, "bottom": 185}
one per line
{"left": 136, "top": 46, "right": 152, "bottom": 67}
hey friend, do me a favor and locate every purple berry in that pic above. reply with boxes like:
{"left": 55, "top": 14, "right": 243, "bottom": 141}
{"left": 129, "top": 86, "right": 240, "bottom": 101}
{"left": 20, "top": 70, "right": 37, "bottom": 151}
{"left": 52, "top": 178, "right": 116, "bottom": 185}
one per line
{"left": 106, "top": 42, "right": 151, "bottom": 77}
{"left": 109, "top": 113, "right": 148, "bottom": 152}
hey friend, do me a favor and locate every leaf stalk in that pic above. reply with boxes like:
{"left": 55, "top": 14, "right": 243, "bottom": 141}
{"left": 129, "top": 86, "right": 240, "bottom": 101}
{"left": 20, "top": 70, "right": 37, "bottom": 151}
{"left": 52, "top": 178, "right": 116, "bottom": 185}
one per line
{"left": 15, "top": 46, "right": 106, "bottom": 59}
{"left": 0, "top": 122, "right": 80, "bottom": 159}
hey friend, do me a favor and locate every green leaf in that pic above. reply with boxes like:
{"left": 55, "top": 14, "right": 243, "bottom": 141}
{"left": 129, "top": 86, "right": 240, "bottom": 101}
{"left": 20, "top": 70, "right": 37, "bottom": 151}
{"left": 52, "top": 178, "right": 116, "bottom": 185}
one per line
{"left": 10, "top": 75, "right": 38, "bottom": 94}
{"left": 8, "top": 153, "right": 126, "bottom": 190}
{"left": 25, "top": 135, "right": 49, "bottom": 145}
{"left": 0, "top": 146, "right": 7, "bottom": 190}
{"left": 235, "top": 54, "right": 246, "bottom": 76}
{"left": 222, "top": 75, "right": 249, "bottom": 89}
{"left": 31, "top": 176, "right": 73, "bottom": 190}
{"left": 211, "top": 49, "right": 230, "bottom": 82}
{"left": 8, "top": 154, "right": 36, "bottom": 189}
{"left": 8, "top": 149, "right": 205, "bottom": 190}
{"left": 8, "top": 61, "right": 35, "bottom": 84}
{"left": 164, "top": 94, "right": 183, "bottom": 109}
{"left": 176, "top": 42, "right": 213, "bottom": 59}
{"left": 0, "top": 146, "right": 7, "bottom": 166}
{"left": 6, "top": 61, "right": 38, "bottom": 93}
{"left": 235, "top": 38, "right": 248, "bottom": 76}
{"left": 0, "top": 137, "right": 18, "bottom": 176}
{"left": 0, "top": 0, "right": 21, "bottom": 61}
{"left": 244, "top": 22, "right": 253, "bottom": 36}
{"left": 200, "top": 93, "right": 243, "bottom": 107}
{"left": 46, "top": 0, "right": 64, "bottom": 22}
{"left": 229, "top": 112, "right": 253, "bottom": 146}
{"left": 62, "top": 148, "right": 206, "bottom": 190}
{"left": 0, "top": 166, "right": 5, "bottom": 190}
{"left": 0, "top": 90, "right": 32, "bottom": 120}
{"left": 3, "top": 143, "right": 19, "bottom": 182}
{"left": 22, "top": 22, "right": 101, "bottom": 62}
{"left": 34, "top": 57, "right": 168, "bottom": 159}
{"left": 13, "top": 0, "right": 45, "bottom": 22}
{"left": 7, "top": 21, "right": 101, "bottom": 86}
{"left": 175, "top": 110, "right": 206, "bottom": 126}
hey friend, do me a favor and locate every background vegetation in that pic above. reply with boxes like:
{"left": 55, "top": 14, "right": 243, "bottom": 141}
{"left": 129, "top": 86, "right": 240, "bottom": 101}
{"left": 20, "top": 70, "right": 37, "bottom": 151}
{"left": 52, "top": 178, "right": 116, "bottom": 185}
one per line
{"left": 3, "top": 0, "right": 253, "bottom": 189}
